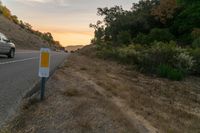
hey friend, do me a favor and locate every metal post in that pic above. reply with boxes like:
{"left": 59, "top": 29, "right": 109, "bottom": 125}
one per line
{"left": 40, "top": 77, "right": 46, "bottom": 100}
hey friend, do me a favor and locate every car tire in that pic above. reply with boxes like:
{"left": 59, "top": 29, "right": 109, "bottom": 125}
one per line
{"left": 8, "top": 49, "right": 15, "bottom": 58}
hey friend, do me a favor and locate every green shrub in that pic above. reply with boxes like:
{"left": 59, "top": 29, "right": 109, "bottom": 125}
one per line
{"left": 137, "top": 41, "right": 193, "bottom": 78}
{"left": 96, "top": 45, "right": 118, "bottom": 59}
{"left": 192, "top": 37, "right": 200, "bottom": 48}
{"left": 177, "top": 34, "right": 193, "bottom": 45}
{"left": 117, "top": 45, "right": 141, "bottom": 64}
{"left": 137, "top": 41, "right": 180, "bottom": 72}
{"left": 148, "top": 28, "right": 175, "bottom": 43}
{"left": 95, "top": 41, "right": 194, "bottom": 80}
{"left": 191, "top": 28, "right": 200, "bottom": 39}
{"left": 133, "top": 33, "right": 150, "bottom": 45}
{"left": 117, "top": 31, "right": 132, "bottom": 45}
{"left": 190, "top": 48, "right": 200, "bottom": 75}
{"left": 133, "top": 29, "right": 175, "bottom": 45}
{"left": 174, "top": 51, "right": 194, "bottom": 73}
{"left": 157, "top": 64, "right": 185, "bottom": 81}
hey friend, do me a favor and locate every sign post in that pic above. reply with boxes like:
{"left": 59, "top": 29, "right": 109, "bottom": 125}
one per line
{"left": 39, "top": 48, "right": 50, "bottom": 100}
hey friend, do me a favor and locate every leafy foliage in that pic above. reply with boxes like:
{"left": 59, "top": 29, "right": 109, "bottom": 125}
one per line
{"left": 192, "top": 38, "right": 200, "bottom": 48}
{"left": 151, "top": 0, "right": 178, "bottom": 24}
{"left": 190, "top": 48, "right": 200, "bottom": 75}
{"left": 157, "top": 64, "right": 184, "bottom": 81}
{"left": 89, "top": 0, "right": 200, "bottom": 80}
{"left": 117, "top": 31, "right": 131, "bottom": 45}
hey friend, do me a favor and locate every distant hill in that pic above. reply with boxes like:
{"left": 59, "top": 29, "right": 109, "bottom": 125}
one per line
{"left": 0, "top": 3, "right": 61, "bottom": 50}
{"left": 0, "top": 15, "right": 53, "bottom": 49}
{"left": 65, "top": 45, "right": 85, "bottom": 52}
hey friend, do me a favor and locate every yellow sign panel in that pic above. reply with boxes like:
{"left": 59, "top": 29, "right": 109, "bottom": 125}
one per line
{"left": 40, "top": 52, "right": 49, "bottom": 68}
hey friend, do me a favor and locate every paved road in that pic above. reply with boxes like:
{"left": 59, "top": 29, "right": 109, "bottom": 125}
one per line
{"left": 0, "top": 50, "right": 68, "bottom": 127}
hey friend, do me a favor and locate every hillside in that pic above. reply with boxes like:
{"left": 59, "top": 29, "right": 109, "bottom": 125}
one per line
{"left": 0, "top": 15, "right": 56, "bottom": 50}
{"left": 65, "top": 45, "right": 84, "bottom": 52}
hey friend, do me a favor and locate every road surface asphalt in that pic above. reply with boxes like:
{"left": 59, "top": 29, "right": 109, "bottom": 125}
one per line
{"left": 0, "top": 50, "right": 68, "bottom": 127}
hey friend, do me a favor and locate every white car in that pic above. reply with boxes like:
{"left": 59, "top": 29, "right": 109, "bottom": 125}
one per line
{"left": 0, "top": 33, "right": 15, "bottom": 58}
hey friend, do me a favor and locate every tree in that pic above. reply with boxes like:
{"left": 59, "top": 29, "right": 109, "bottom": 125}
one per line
{"left": 0, "top": 5, "right": 12, "bottom": 20}
{"left": 90, "top": 21, "right": 105, "bottom": 43}
{"left": 151, "top": 0, "right": 178, "bottom": 24}
{"left": 24, "top": 22, "right": 32, "bottom": 30}
{"left": 97, "top": 6, "right": 124, "bottom": 25}
{"left": 11, "top": 15, "right": 19, "bottom": 24}
{"left": 172, "top": 1, "right": 200, "bottom": 44}
{"left": 117, "top": 31, "right": 131, "bottom": 45}
{"left": 131, "top": 0, "right": 159, "bottom": 12}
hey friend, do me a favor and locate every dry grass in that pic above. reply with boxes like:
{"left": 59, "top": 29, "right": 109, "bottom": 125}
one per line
{"left": 62, "top": 88, "right": 80, "bottom": 97}
{"left": 1, "top": 55, "right": 139, "bottom": 133}
{"left": 1, "top": 49, "right": 200, "bottom": 133}
{"left": 67, "top": 50, "right": 200, "bottom": 133}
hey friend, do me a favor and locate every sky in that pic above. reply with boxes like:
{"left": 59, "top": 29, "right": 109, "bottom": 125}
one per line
{"left": 2, "top": 0, "right": 139, "bottom": 46}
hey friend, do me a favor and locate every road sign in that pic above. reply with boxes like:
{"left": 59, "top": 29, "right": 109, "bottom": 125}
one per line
{"left": 39, "top": 48, "right": 50, "bottom": 78}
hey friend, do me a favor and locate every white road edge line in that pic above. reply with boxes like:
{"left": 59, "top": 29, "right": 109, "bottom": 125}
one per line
{"left": 0, "top": 57, "right": 38, "bottom": 65}
{"left": 15, "top": 52, "right": 39, "bottom": 54}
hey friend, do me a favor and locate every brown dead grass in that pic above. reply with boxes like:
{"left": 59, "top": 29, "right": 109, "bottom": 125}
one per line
{"left": 0, "top": 55, "right": 139, "bottom": 133}
{"left": 71, "top": 48, "right": 200, "bottom": 133}
{"left": 1, "top": 46, "right": 200, "bottom": 133}
{"left": 62, "top": 88, "right": 80, "bottom": 97}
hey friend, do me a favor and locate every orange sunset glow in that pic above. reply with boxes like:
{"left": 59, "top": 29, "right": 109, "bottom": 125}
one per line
{"left": 2, "top": 0, "right": 136, "bottom": 46}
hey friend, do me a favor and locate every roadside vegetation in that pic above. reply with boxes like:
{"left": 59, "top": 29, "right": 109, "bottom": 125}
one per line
{"left": 0, "top": 1, "right": 61, "bottom": 48}
{"left": 90, "top": 0, "right": 200, "bottom": 80}
{"left": 2, "top": 51, "right": 199, "bottom": 133}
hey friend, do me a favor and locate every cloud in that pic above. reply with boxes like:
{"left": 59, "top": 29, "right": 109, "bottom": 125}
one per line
{"left": 16, "top": 0, "right": 48, "bottom": 3}
{"left": 15, "top": 0, "right": 69, "bottom": 7}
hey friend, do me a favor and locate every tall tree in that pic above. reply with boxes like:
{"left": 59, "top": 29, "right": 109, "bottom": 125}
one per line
{"left": 151, "top": 0, "right": 178, "bottom": 24}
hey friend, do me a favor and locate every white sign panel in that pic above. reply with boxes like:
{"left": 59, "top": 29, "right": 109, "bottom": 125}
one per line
{"left": 39, "top": 48, "right": 51, "bottom": 77}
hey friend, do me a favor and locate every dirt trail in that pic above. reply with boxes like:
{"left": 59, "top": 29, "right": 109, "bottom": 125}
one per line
{"left": 73, "top": 71, "right": 157, "bottom": 133}
{"left": 65, "top": 52, "right": 200, "bottom": 133}
{"left": 1, "top": 52, "right": 200, "bottom": 133}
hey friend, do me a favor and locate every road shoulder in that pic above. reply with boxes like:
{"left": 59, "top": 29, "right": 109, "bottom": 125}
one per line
{"left": 1, "top": 52, "right": 200, "bottom": 133}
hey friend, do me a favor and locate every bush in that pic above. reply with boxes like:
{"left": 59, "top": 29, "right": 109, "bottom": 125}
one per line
{"left": 177, "top": 34, "right": 193, "bottom": 45}
{"left": 148, "top": 28, "right": 175, "bottom": 43}
{"left": 137, "top": 41, "right": 193, "bottom": 79}
{"left": 191, "top": 28, "right": 200, "bottom": 39}
{"left": 96, "top": 45, "right": 118, "bottom": 59}
{"left": 133, "top": 33, "right": 150, "bottom": 45}
{"left": 95, "top": 41, "right": 195, "bottom": 80}
{"left": 137, "top": 41, "right": 180, "bottom": 72}
{"left": 157, "top": 64, "right": 185, "bottom": 81}
{"left": 117, "top": 45, "right": 142, "bottom": 64}
{"left": 117, "top": 31, "right": 131, "bottom": 45}
{"left": 133, "top": 29, "right": 175, "bottom": 45}
{"left": 174, "top": 51, "right": 194, "bottom": 73}
{"left": 190, "top": 48, "right": 200, "bottom": 75}
{"left": 192, "top": 37, "right": 200, "bottom": 48}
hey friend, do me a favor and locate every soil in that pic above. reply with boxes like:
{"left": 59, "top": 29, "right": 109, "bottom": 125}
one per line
{"left": 1, "top": 47, "right": 200, "bottom": 133}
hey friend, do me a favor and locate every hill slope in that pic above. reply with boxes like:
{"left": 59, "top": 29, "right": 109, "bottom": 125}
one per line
{"left": 65, "top": 45, "right": 84, "bottom": 52}
{"left": 0, "top": 15, "right": 55, "bottom": 50}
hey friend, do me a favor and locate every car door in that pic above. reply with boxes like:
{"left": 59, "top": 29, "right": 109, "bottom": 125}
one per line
{"left": 1, "top": 36, "right": 10, "bottom": 53}
{"left": 0, "top": 36, "right": 5, "bottom": 53}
